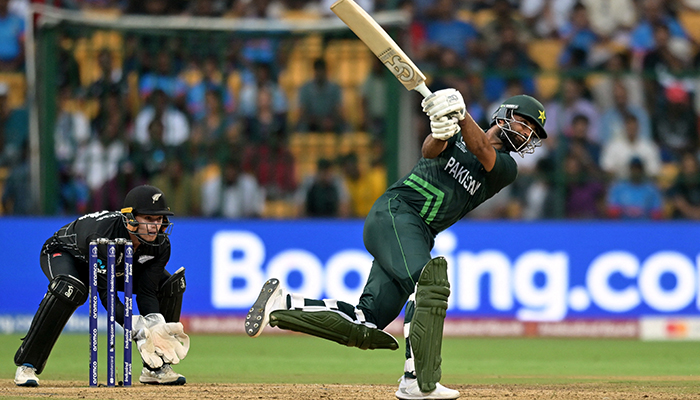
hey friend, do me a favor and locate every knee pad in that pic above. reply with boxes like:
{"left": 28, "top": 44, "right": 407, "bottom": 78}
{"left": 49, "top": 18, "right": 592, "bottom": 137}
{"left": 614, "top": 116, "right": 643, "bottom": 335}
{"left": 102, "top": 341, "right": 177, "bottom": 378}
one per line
{"left": 409, "top": 257, "right": 450, "bottom": 393}
{"left": 158, "top": 267, "right": 186, "bottom": 322}
{"left": 15, "top": 275, "right": 88, "bottom": 374}
{"left": 269, "top": 309, "right": 399, "bottom": 350}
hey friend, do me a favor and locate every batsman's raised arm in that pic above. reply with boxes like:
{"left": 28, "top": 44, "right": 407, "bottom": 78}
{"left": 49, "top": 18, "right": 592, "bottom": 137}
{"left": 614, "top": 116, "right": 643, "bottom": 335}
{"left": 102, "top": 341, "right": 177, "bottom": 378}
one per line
{"left": 421, "top": 89, "right": 497, "bottom": 170}
{"left": 421, "top": 88, "right": 548, "bottom": 171}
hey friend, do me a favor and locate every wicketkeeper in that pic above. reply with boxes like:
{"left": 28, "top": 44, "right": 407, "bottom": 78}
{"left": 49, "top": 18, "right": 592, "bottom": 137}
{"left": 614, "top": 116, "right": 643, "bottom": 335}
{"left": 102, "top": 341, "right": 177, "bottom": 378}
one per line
{"left": 14, "top": 185, "right": 190, "bottom": 387}
{"left": 247, "top": 91, "right": 548, "bottom": 399}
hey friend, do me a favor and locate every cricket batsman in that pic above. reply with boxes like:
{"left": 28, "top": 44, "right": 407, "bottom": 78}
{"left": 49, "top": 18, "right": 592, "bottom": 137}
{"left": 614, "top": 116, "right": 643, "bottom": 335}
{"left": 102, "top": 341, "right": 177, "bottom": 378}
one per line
{"left": 13, "top": 185, "right": 190, "bottom": 386}
{"left": 246, "top": 90, "right": 548, "bottom": 399}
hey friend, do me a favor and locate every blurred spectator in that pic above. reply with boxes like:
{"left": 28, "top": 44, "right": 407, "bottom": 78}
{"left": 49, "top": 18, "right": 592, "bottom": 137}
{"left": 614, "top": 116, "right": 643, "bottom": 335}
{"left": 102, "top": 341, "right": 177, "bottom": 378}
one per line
{"left": 544, "top": 78, "right": 599, "bottom": 141}
{"left": 296, "top": 158, "right": 350, "bottom": 217}
{"left": 138, "top": 50, "right": 188, "bottom": 104}
{"left": 134, "top": 89, "right": 190, "bottom": 146}
{"left": 54, "top": 65, "right": 91, "bottom": 215}
{"left": 57, "top": 168, "right": 89, "bottom": 215}
{"left": 641, "top": 22, "right": 694, "bottom": 113}
{"left": 242, "top": 85, "right": 287, "bottom": 144}
{"left": 557, "top": 113, "right": 602, "bottom": 171}
{"left": 54, "top": 87, "right": 91, "bottom": 159}
{"left": 193, "top": 88, "right": 235, "bottom": 146}
{"left": 422, "top": 0, "right": 480, "bottom": 61}
{"left": 130, "top": 118, "right": 175, "bottom": 182}
{"left": 590, "top": 51, "right": 645, "bottom": 111}
{"left": 151, "top": 157, "right": 200, "bottom": 216}
{"left": 185, "top": 56, "right": 236, "bottom": 121}
{"left": 629, "top": 0, "right": 688, "bottom": 54}
{"left": 242, "top": 130, "right": 297, "bottom": 201}
{"left": 296, "top": 59, "right": 345, "bottom": 134}
{"left": 201, "top": 158, "right": 265, "bottom": 218}
{"left": 429, "top": 47, "right": 467, "bottom": 92}
{"left": 598, "top": 79, "right": 651, "bottom": 144}
{"left": 56, "top": 32, "right": 82, "bottom": 89}
{"left": 519, "top": 157, "right": 560, "bottom": 220}
{"left": 238, "top": 61, "right": 287, "bottom": 121}
{"left": 581, "top": 0, "right": 637, "bottom": 40}
{"left": 519, "top": 0, "right": 575, "bottom": 39}
{"left": 606, "top": 157, "right": 664, "bottom": 219}
{"left": 340, "top": 152, "right": 386, "bottom": 218}
{"left": 563, "top": 150, "right": 606, "bottom": 219}
{"left": 0, "top": 81, "right": 28, "bottom": 167}
{"left": 0, "top": 0, "right": 24, "bottom": 71}
{"left": 73, "top": 112, "right": 128, "bottom": 212}
{"left": 600, "top": 112, "right": 661, "bottom": 180}
{"left": 360, "top": 57, "right": 388, "bottom": 139}
{"left": 483, "top": 39, "right": 537, "bottom": 103}
{"left": 1, "top": 141, "right": 32, "bottom": 214}
{"left": 87, "top": 48, "right": 124, "bottom": 101}
{"left": 667, "top": 152, "right": 700, "bottom": 219}
{"left": 652, "top": 86, "right": 697, "bottom": 162}
{"left": 482, "top": 0, "right": 532, "bottom": 50}
{"left": 557, "top": 2, "right": 599, "bottom": 69}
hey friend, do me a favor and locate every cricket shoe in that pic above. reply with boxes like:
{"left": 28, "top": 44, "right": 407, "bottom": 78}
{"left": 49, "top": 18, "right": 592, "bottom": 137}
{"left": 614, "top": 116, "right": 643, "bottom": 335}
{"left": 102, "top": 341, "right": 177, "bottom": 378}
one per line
{"left": 14, "top": 364, "right": 39, "bottom": 387}
{"left": 246, "top": 278, "right": 285, "bottom": 338}
{"left": 139, "top": 364, "right": 186, "bottom": 385}
{"left": 395, "top": 376, "right": 459, "bottom": 399}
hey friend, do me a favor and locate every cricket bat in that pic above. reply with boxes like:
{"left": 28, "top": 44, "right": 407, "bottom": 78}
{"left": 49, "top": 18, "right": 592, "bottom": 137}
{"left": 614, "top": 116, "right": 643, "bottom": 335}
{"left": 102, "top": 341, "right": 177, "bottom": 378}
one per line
{"left": 330, "top": 0, "right": 432, "bottom": 98}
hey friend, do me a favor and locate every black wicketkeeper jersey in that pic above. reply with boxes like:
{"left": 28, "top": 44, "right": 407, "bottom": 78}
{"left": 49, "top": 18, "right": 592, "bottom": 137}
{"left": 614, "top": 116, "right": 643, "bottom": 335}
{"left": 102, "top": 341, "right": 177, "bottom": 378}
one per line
{"left": 42, "top": 211, "right": 171, "bottom": 321}
{"left": 386, "top": 134, "right": 517, "bottom": 234}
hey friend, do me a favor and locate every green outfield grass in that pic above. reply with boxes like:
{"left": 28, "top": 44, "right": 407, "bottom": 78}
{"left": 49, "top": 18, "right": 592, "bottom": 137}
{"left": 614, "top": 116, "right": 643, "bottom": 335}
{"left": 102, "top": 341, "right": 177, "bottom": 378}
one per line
{"left": 2, "top": 333, "right": 700, "bottom": 386}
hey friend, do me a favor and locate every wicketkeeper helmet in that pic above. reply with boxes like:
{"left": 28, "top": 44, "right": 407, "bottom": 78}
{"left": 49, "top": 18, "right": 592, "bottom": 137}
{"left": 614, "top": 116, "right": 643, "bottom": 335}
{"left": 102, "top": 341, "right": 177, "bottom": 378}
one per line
{"left": 121, "top": 185, "right": 173, "bottom": 245}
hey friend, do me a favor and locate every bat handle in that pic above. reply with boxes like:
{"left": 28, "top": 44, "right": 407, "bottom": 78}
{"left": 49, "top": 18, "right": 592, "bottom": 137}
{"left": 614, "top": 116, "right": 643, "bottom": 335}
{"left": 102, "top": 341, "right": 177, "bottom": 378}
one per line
{"left": 414, "top": 83, "right": 432, "bottom": 98}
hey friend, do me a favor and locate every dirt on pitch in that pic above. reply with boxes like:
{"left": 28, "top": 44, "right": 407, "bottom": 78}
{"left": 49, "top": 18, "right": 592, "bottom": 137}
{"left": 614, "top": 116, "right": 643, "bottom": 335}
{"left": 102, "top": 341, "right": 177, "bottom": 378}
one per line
{"left": 2, "top": 379, "right": 699, "bottom": 400}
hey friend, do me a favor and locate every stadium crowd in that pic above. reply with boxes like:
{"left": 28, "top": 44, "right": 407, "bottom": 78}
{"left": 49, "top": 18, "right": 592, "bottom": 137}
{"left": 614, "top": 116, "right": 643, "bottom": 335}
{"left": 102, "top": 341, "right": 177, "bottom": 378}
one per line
{"left": 3, "top": 0, "right": 700, "bottom": 221}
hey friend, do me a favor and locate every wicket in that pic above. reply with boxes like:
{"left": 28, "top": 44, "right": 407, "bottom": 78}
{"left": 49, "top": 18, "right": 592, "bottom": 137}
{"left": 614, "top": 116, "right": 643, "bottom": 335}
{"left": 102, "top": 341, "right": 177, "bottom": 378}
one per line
{"left": 89, "top": 238, "right": 133, "bottom": 387}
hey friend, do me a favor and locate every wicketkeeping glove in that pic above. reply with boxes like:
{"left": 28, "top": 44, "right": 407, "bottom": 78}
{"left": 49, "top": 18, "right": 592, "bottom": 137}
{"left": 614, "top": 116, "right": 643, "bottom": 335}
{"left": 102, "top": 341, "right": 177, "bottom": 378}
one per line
{"left": 134, "top": 326, "right": 163, "bottom": 369}
{"left": 421, "top": 88, "right": 466, "bottom": 121}
{"left": 150, "top": 322, "right": 190, "bottom": 365}
{"left": 431, "top": 115, "right": 460, "bottom": 140}
{"left": 133, "top": 313, "right": 168, "bottom": 369}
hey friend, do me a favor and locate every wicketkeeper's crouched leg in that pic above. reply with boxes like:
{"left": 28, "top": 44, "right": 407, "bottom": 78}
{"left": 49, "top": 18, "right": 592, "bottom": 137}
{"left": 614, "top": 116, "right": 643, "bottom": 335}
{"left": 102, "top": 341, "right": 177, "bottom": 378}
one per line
{"left": 15, "top": 275, "right": 88, "bottom": 374}
{"left": 246, "top": 278, "right": 398, "bottom": 350}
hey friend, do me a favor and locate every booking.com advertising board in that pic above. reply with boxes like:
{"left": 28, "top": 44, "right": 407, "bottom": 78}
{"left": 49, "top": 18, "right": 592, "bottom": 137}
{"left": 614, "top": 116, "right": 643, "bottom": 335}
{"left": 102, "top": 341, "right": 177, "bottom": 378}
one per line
{"left": 1, "top": 218, "right": 700, "bottom": 324}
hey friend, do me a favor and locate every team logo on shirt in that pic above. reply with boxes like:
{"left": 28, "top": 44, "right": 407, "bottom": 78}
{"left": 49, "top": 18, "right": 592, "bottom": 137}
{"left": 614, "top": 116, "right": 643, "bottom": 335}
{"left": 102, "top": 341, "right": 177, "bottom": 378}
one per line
{"left": 138, "top": 255, "right": 155, "bottom": 263}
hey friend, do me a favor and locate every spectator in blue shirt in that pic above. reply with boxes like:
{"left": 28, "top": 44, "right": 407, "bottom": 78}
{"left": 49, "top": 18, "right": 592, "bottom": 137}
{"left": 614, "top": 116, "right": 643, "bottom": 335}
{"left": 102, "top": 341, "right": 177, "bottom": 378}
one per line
{"left": 607, "top": 157, "right": 664, "bottom": 220}
{"left": 0, "top": 0, "right": 25, "bottom": 71}
{"left": 629, "top": 0, "right": 688, "bottom": 54}
{"left": 558, "top": 2, "right": 599, "bottom": 69}
{"left": 423, "top": 0, "right": 480, "bottom": 60}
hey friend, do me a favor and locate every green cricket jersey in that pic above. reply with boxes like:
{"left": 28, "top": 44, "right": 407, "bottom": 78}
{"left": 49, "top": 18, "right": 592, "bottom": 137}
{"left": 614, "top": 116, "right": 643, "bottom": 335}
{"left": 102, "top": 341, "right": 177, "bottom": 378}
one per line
{"left": 386, "top": 133, "right": 517, "bottom": 233}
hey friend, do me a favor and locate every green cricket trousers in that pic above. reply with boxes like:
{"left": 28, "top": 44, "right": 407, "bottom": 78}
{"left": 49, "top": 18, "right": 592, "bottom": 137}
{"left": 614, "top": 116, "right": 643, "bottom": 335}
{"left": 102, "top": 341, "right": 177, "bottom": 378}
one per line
{"left": 357, "top": 192, "right": 436, "bottom": 329}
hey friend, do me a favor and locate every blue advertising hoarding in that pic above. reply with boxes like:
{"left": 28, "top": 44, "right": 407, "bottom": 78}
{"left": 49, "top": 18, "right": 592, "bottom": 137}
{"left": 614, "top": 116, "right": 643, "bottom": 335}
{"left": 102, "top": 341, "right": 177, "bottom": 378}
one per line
{"left": 0, "top": 218, "right": 698, "bottom": 322}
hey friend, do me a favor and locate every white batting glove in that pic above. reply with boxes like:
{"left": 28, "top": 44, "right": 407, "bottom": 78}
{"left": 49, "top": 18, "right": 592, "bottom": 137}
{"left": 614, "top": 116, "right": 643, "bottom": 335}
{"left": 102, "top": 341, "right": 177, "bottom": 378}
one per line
{"left": 421, "top": 88, "right": 466, "bottom": 121}
{"left": 431, "top": 116, "right": 460, "bottom": 140}
{"left": 150, "top": 322, "right": 191, "bottom": 365}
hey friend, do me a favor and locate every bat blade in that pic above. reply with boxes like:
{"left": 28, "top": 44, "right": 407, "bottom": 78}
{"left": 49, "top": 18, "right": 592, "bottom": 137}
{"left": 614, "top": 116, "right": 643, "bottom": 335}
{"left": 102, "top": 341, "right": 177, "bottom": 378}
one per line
{"left": 331, "top": 0, "right": 431, "bottom": 97}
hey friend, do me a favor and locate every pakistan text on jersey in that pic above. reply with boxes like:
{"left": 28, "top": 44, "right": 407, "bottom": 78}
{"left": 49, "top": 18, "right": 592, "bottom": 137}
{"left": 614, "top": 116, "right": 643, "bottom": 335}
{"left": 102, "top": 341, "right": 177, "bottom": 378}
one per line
{"left": 444, "top": 157, "right": 482, "bottom": 195}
